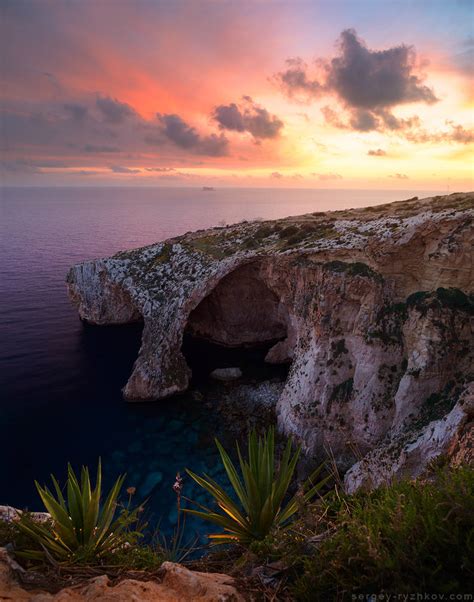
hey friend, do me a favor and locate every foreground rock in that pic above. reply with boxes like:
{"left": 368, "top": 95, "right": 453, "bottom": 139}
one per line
{"left": 67, "top": 193, "right": 474, "bottom": 488}
{"left": 0, "top": 548, "right": 243, "bottom": 601}
{"left": 0, "top": 506, "right": 50, "bottom": 523}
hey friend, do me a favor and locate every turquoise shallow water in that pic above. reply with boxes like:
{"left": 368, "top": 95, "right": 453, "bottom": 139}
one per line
{"left": 0, "top": 186, "right": 441, "bottom": 541}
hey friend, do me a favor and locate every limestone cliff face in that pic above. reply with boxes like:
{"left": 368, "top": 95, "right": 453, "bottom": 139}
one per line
{"left": 67, "top": 193, "right": 474, "bottom": 489}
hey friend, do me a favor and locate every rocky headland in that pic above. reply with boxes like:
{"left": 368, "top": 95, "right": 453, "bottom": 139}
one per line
{"left": 67, "top": 192, "right": 474, "bottom": 492}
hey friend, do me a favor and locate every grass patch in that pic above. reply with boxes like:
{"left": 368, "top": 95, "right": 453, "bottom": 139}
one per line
{"left": 186, "top": 235, "right": 229, "bottom": 259}
{"left": 292, "top": 466, "right": 473, "bottom": 599}
{"left": 324, "top": 261, "right": 382, "bottom": 281}
{"left": 151, "top": 243, "right": 172, "bottom": 266}
{"left": 0, "top": 514, "right": 42, "bottom": 552}
{"left": 430, "top": 193, "right": 474, "bottom": 213}
{"left": 276, "top": 222, "right": 338, "bottom": 249}
{"left": 226, "top": 465, "right": 473, "bottom": 599}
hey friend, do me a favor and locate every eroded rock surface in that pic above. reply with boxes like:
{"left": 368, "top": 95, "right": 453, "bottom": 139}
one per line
{"left": 67, "top": 192, "right": 474, "bottom": 488}
{"left": 0, "top": 549, "right": 243, "bottom": 601}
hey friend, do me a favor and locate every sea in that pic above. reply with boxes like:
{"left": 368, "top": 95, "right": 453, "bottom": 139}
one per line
{"left": 0, "top": 186, "right": 442, "bottom": 541}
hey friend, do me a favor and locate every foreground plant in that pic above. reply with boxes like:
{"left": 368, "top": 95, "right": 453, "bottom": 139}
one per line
{"left": 17, "top": 460, "right": 141, "bottom": 564}
{"left": 291, "top": 465, "right": 474, "bottom": 599}
{"left": 157, "top": 472, "right": 198, "bottom": 562}
{"left": 185, "top": 427, "right": 329, "bottom": 545}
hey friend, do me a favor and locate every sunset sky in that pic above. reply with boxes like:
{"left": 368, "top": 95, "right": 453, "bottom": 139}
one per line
{"left": 1, "top": 0, "right": 473, "bottom": 189}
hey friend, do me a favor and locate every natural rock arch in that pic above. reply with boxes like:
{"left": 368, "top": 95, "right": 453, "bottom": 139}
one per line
{"left": 67, "top": 193, "right": 474, "bottom": 491}
{"left": 185, "top": 262, "right": 288, "bottom": 348}
{"left": 181, "top": 261, "right": 294, "bottom": 381}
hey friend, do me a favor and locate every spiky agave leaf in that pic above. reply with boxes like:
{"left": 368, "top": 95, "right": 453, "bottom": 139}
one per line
{"left": 17, "top": 460, "right": 138, "bottom": 564}
{"left": 185, "top": 427, "right": 330, "bottom": 545}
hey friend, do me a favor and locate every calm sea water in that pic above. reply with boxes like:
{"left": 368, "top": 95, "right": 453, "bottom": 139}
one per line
{"left": 0, "top": 186, "right": 441, "bottom": 539}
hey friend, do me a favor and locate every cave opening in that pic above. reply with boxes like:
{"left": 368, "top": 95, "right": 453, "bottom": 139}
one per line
{"left": 181, "top": 263, "right": 292, "bottom": 386}
{"left": 182, "top": 335, "right": 289, "bottom": 386}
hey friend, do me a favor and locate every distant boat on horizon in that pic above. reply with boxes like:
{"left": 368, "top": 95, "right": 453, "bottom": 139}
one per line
{"left": 202, "top": 186, "right": 215, "bottom": 191}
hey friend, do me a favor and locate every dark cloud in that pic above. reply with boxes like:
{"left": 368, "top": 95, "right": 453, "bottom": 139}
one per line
{"left": 158, "top": 114, "right": 200, "bottom": 148}
{"left": 321, "top": 104, "right": 422, "bottom": 135}
{"left": 404, "top": 121, "right": 474, "bottom": 144}
{"left": 35, "top": 160, "right": 69, "bottom": 167}
{"left": 274, "top": 58, "right": 322, "bottom": 99}
{"left": 1, "top": 111, "right": 57, "bottom": 149}
{"left": 368, "top": 148, "right": 387, "bottom": 156}
{"left": 0, "top": 158, "right": 73, "bottom": 173}
{"left": 277, "top": 29, "right": 438, "bottom": 134}
{"left": 349, "top": 109, "right": 379, "bottom": 131}
{"left": 376, "top": 110, "right": 420, "bottom": 131}
{"left": 76, "top": 170, "right": 101, "bottom": 176}
{"left": 243, "top": 106, "right": 283, "bottom": 139}
{"left": 198, "top": 133, "right": 229, "bottom": 157}
{"left": 96, "top": 96, "right": 136, "bottom": 124}
{"left": 445, "top": 122, "right": 474, "bottom": 144}
{"left": 110, "top": 165, "right": 140, "bottom": 173}
{"left": 1, "top": 94, "right": 233, "bottom": 166}
{"left": 328, "top": 29, "right": 437, "bottom": 110}
{"left": 143, "top": 134, "right": 164, "bottom": 146}
{"left": 213, "top": 97, "right": 284, "bottom": 139}
{"left": 0, "top": 159, "right": 42, "bottom": 173}
{"left": 42, "top": 72, "right": 61, "bottom": 96}
{"left": 153, "top": 113, "right": 229, "bottom": 156}
{"left": 320, "top": 106, "right": 345, "bottom": 129}
{"left": 84, "top": 144, "right": 120, "bottom": 153}
{"left": 270, "top": 171, "right": 283, "bottom": 178}
{"left": 389, "top": 173, "right": 409, "bottom": 179}
{"left": 0, "top": 103, "right": 132, "bottom": 156}
{"left": 213, "top": 103, "right": 245, "bottom": 132}
{"left": 64, "top": 103, "right": 88, "bottom": 121}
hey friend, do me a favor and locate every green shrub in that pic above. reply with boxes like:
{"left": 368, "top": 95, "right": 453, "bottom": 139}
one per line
{"left": 324, "top": 261, "right": 382, "bottom": 280}
{"left": 100, "top": 540, "right": 163, "bottom": 571}
{"left": 279, "top": 225, "right": 299, "bottom": 238}
{"left": 0, "top": 517, "right": 19, "bottom": 547}
{"left": 406, "top": 288, "right": 474, "bottom": 315}
{"left": 17, "top": 460, "right": 142, "bottom": 564}
{"left": 0, "top": 513, "right": 43, "bottom": 553}
{"left": 184, "top": 427, "right": 329, "bottom": 545}
{"left": 292, "top": 466, "right": 474, "bottom": 599}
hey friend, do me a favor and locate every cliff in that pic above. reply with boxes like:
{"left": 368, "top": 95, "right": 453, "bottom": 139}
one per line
{"left": 67, "top": 192, "right": 474, "bottom": 490}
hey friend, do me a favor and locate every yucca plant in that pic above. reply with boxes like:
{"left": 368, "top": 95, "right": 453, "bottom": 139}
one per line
{"left": 17, "top": 460, "right": 141, "bottom": 564}
{"left": 185, "top": 427, "right": 329, "bottom": 545}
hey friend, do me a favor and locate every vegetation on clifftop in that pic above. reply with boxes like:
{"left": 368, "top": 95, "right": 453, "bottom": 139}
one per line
{"left": 290, "top": 464, "right": 474, "bottom": 599}
{"left": 1, "top": 445, "right": 472, "bottom": 599}
{"left": 198, "top": 464, "right": 473, "bottom": 600}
